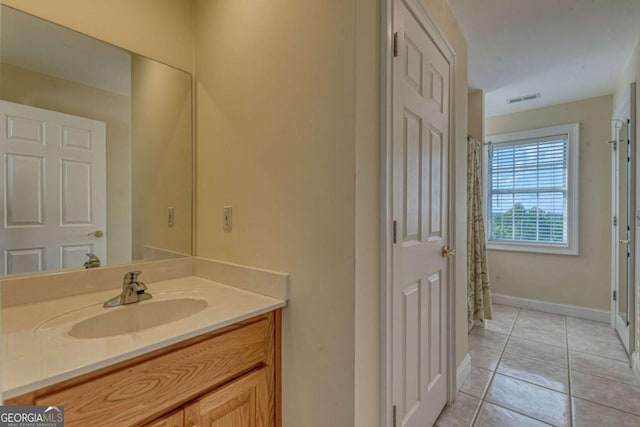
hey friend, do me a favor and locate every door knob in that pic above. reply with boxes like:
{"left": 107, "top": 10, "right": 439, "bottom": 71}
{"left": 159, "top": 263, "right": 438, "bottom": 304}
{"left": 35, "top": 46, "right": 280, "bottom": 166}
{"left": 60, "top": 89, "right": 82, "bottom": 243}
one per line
{"left": 620, "top": 239, "right": 630, "bottom": 244}
{"left": 88, "top": 230, "right": 104, "bottom": 238}
{"left": 442, "top": 246, "right": 456, "bottom": 258}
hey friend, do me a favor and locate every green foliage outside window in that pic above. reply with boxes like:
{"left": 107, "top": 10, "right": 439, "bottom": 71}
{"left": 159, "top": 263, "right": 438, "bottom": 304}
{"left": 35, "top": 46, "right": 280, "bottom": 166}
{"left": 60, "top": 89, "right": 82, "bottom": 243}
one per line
{"left": 490, "top": 203, "right": 564, "bottom": 243}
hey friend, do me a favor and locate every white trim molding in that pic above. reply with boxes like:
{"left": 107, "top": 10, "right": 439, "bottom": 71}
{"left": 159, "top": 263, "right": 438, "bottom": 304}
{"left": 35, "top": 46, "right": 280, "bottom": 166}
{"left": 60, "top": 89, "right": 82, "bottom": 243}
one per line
{"left": 456, "top": 353, "right": 471, "bottom": 391}
{"left": 492, "top": 293, "right": 610, "bottom": 323}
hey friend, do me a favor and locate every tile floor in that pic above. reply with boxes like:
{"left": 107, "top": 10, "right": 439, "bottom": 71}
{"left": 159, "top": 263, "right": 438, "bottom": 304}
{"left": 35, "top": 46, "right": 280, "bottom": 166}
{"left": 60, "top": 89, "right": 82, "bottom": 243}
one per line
{"left": 435, "top": 304, "right": 640, "bottom": 427}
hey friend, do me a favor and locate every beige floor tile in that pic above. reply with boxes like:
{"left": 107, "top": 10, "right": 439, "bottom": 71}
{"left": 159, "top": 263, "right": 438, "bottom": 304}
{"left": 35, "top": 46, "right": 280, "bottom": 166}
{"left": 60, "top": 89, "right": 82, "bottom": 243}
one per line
{"left": 469, "top": 344, "right": 502, "bottom": 371}
{"left": 570, "top": 351, "right": 639, "bottom": 386}
{"left": 450, "top": 309, "right": 640, "bottom": 427}
{"left": 571, "top": 370, "right": 640, "bottom": 416}
{"left": 468, "top": 327, "right": 508, "bottom": 351}
{"left": 460, "top": 366, "right": 493, "bottom": 398}
{"left": 517, "top": 309, "right": 566, "bottom": 328}
{"left": 505, "top": 336, "right": 567, "bottom": 367}
{"left": 568, "top": 334, "right": 628, "bottom": 362}
{"left": 511, "top": 324, "right": 567, "bottom": 347}
{"left": 486, "top": 374, "right": 570, "bottom": 427}
{"left": 572, "top": 397, "right": 640, "bottom": 427}
{"left": 434, "top": 392, "right": 480, "bottom": 427}
{"left": 497, "top": 352, "right": 569, "bottom": 393}
{"left": 475, "top": 402, "right": 551, "bottom": 427}
{"left": 485, "top": 305, "right": 519, "bottom": 335}
{"left": 485, "top": 318, "right": 515, "bottom": 335}
{"left": 566, "top": 317, "right": 618, "bottom": 340}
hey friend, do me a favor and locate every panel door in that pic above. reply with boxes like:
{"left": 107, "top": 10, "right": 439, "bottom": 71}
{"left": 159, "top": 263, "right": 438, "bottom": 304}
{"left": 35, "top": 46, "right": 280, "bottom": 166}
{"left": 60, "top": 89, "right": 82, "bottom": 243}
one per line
{"left": 0, "top": 100, "right": 106, "bottom": 275}
{"left": 184, "top": 369, "right": 271, "bottom": 427}
{"left": 392, "top": 2, "right": 451, "bottom": 426}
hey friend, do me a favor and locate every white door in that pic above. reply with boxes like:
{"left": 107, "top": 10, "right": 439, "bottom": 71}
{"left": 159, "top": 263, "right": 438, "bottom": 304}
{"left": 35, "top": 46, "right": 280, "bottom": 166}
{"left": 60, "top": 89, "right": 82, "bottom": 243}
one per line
{"left": 0, "top": 101, "right": 106, "bottom": 275}
{"left": 392, "top": 1, "right": 451, "bottom": 426}
{"left": 611, "top": 84, "right": 636, "bottom": 356}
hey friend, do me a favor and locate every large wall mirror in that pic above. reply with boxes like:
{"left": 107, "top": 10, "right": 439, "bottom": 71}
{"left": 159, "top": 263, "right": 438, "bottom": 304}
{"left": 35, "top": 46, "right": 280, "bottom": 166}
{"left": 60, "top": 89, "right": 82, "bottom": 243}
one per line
{"left": 0, "top": 6, "right": 193, "bottom": 276}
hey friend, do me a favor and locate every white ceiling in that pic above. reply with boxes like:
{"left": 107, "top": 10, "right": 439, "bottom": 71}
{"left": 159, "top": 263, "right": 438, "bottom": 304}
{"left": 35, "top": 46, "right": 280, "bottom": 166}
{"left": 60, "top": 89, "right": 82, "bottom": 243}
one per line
{"left": 1, "top": 6, "right": 131, "bottom": 96}
{"left": 448, "top": 0, "right": 640, "bottom": 117}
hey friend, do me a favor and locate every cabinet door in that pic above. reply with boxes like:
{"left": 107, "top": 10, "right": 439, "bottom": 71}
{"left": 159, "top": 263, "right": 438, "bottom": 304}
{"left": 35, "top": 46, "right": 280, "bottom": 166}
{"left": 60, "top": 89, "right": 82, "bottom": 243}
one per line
{"left": 145, "top": 410, "right": 184, "bottom": 427}
{"left": 184, "top": 369, "right": 271, "bottom": 427}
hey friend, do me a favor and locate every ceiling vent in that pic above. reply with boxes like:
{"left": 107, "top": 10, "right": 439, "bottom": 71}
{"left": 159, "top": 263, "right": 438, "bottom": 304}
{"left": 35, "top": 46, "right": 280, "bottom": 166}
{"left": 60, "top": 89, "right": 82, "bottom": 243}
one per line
{"left": 506, "top": 93, "right": 541, "bottom": 104}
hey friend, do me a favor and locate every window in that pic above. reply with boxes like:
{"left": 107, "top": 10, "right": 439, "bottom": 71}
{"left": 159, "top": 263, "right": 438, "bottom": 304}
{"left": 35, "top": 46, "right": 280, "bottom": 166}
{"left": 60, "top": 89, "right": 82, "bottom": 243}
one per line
{"left": 484, "top": 123, "right": 579, "bottom": 255}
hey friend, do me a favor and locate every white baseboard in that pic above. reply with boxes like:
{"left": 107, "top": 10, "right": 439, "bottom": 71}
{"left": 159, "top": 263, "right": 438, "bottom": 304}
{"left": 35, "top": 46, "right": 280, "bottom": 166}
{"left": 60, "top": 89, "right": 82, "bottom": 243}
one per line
{"left": 492, "top": 293, "right": 610, "bottom": 323}
{"left": 633, "top": 352, "right": 640, "bottom": 381}
{"left": 456, "top": 353, "right": 471, "bottom": 391}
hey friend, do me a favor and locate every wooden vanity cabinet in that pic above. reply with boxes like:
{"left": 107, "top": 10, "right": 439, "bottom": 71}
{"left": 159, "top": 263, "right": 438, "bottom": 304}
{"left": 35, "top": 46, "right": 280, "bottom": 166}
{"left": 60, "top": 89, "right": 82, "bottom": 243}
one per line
{"left": 184, "top": 368, "right": 269, "bottom": 427}
{"left": 144, "top": 368, "right": 269, "bottom": 427}
{"left": 6, "top": 310, "right": 281, "bottom": 427}
{"left": 145, "top": 410, "right": 184, "bottom": 427}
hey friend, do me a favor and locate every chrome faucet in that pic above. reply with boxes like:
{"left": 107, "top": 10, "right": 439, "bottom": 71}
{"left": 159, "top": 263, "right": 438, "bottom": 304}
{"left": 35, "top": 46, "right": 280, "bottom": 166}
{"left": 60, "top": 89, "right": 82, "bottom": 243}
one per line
{"left": 103, "top": 271, "right": 152, "bottom": 308}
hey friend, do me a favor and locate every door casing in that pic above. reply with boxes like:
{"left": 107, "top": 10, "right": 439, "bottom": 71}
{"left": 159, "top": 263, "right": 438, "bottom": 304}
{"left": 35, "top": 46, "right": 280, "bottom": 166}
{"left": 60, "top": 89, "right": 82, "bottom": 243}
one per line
{"left": 380, "top": 0, "right": 457, "bottom": 425}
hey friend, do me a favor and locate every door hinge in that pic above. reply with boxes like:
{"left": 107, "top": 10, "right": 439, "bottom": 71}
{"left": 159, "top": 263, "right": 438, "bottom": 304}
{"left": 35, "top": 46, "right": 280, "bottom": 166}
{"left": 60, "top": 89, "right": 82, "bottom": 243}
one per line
{"left": 393, "top": 32, "right": 399, "bottom": 57}
{"left": 613, "top": 290, "right": 617, "bottom": 301}
{"left": 393, "top": 405, "right": 397, "bottom": 427}
{"left": 393, "top": 220, "right": 398, "bottom": 244}
{"left": 614, "top": 216, "right": 617, "bottom": 227}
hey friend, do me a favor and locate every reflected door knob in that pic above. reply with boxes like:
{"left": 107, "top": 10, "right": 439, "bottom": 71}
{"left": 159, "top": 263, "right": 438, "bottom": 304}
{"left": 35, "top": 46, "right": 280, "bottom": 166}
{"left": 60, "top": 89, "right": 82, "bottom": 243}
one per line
{"left": 442, "top": 246, "right": 456, "bottom": 258}
{"left": 88, "top": 230, "right": 104, "bottom": 238}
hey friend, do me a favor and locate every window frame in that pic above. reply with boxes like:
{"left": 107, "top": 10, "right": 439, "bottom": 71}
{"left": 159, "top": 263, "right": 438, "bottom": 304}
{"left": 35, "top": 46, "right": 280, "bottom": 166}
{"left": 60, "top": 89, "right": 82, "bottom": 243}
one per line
{"left": 483, "top": 123, "right": 580, "bottom": 256}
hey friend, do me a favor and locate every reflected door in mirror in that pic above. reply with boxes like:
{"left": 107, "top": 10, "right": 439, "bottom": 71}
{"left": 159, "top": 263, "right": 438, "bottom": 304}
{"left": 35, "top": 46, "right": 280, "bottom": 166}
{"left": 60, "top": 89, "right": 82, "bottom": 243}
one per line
{"left": 0, "top": 100, "right": 106, "bottom": 275}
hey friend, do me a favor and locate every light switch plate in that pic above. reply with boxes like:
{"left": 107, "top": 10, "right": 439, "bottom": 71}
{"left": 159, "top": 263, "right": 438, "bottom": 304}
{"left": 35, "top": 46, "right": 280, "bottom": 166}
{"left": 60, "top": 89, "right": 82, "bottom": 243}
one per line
{"left": 223, "top": 206, "right": 232, "bottom": 231}
{"left": 168, "top": 207, "right": 175, "bottom": 227}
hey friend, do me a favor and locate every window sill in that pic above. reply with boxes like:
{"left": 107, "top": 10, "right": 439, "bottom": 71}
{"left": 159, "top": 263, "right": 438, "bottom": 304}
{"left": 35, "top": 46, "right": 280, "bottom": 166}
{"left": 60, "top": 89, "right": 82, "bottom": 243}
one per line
{"left": 487, "top": 241, "right": 578, "bottom": 256}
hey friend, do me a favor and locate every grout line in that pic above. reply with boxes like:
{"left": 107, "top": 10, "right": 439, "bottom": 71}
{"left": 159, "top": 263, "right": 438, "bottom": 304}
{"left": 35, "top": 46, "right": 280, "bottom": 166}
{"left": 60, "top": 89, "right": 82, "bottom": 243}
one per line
{"left": 566, "top": 346, "right": 630, "bottom": 364}
{"left": 571, "top": 395, "right": 640, "bottom": 419}
{"left": 470, "top": 308, "right": 521, "bottom": 427}
{"left": 492, "top": 371, "right": 568, "bottom": 395}
{"left": 484, "top": 401, "right": 556, "bottom": 426}
{"left": 568, "top": 365, "right": 640, "bottom": 388}
{"left": 565, "top": 315, "right": 573, "bottom": 427}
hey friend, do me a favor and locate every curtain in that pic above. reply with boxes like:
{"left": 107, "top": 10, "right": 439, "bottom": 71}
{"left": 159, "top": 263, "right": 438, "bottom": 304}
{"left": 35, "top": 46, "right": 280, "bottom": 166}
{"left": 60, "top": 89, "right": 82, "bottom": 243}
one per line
{"left": 467, "top": 137, "right": 493, "bottom": 322}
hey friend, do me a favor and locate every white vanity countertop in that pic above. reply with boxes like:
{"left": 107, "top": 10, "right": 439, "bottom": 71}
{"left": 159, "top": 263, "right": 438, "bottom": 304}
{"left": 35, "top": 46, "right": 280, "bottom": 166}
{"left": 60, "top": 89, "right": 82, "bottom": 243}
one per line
{"left": 2, "top": 276, "right": 286, "bottom": 399}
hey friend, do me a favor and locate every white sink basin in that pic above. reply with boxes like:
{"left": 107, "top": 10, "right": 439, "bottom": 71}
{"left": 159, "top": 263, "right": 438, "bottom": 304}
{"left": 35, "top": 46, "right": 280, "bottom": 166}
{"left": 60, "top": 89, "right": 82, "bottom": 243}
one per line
{"left": 67, "top": 298, "right": 208, "bottom": 339}
{"left": 34, "top": 296, "right": 210, "bottom": 339}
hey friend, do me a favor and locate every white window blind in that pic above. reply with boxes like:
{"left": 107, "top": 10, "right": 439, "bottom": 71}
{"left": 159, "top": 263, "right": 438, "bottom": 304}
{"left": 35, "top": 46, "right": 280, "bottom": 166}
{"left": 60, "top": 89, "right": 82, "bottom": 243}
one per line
{"left": 488, "top": 135, "right": 568, "bottom": 244}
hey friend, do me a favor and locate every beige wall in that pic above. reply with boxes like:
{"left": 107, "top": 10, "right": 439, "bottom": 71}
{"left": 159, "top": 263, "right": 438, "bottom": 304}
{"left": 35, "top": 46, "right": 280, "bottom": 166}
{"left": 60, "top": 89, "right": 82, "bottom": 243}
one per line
{"left": 469, "top": 90, "right": 484, "bottom": 140}
{"left": 194, "top": 1, "right": 357, "bottom": 425}
{"left": 486, "top": 95, "right": 613, "bottom": 310}
{"left": 0, "top": 63, "right": 132, "bottom": 264}
{"left": 131, "top": 56, "right": 192, "bottom": 260}
{"left": 615, "top": 36, "right": 640, "bottom": 366}
{"left": 2, "top": 0, "right": 194, "bottom": 73}
{"left": 354, "top": 0, "right": 380, "bottom": 425}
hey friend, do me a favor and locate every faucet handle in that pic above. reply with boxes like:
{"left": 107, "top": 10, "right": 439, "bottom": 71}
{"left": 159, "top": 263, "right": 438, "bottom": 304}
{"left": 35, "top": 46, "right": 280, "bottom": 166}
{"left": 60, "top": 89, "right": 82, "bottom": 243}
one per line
{"left": 84, "top": 253, "right": 101, "bottom": 269}
{"left": 123, "top": 271, "right": 143, "bottom": 285}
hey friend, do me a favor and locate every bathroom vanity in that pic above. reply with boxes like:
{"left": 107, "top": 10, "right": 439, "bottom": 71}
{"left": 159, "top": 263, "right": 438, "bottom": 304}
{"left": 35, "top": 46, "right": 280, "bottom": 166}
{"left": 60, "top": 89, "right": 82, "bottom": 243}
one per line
{"left": 2, "top": 257, "right": 288, "bottom": 427}
{"left": 8, "top": 311, "right": 281, "bottom": 427}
